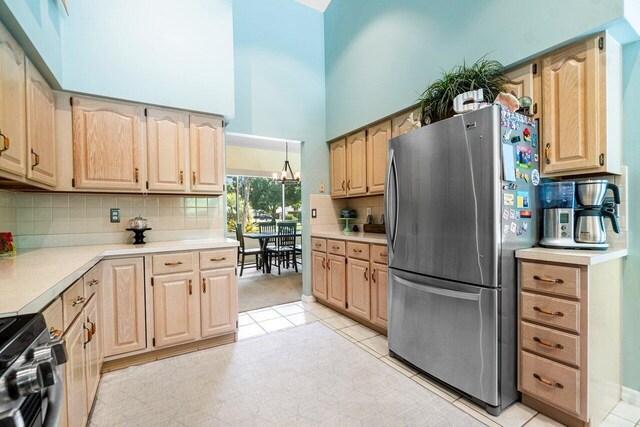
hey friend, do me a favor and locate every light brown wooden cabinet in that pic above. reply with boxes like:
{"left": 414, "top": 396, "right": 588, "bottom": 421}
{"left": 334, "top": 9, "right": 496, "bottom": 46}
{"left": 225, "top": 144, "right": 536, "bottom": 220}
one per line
{"left": 541, "top": 34, "right": 620, "bottom": 177}
{"left": 71, "top": 96, "right": 144, "bottom": 191}
{"left": 0, "top": 22, "right": 27, "bottom": 177}
{"left": 346, "top": 130, "right": 367, "bottom": 196}
{"left": 312, "top": 250, "right": 328, "bottom": 300}
{"left": 327, "top": 253, "right": 347, "bottom": 308}
{"left": 391, "top": 108, "right": 421, "bottom": 138}
{"left": 25, "top": 59, "right": 56, "bottom": 186}
{"left": 370, "top": 263, "right": 388, "bottom": 329}
{"left": 153, "top": 272, "right": 199, "bottom": 348}
{"left": 366, "top": 120, "right": 391, "bottom": 194}
{"left": 83, "top": 295, "right": 101, "bottom": 411}
{"left": 200, "top": 267, "right": 238, "bottom": 338}
{"left": 101, "top": 257, "right": 146, "bottom": 357}
{"left": 504, "top": 61, "right": 541, "bottom": 120}
{"left": 146, "top": 108, "right": 187, "bottom": 192}
{"left": 64, "top": 314, "right": 88, "bottom": 427}
{"left": 330, "top": 139, "right": 347, "bottom": 197}
{"left": 190, "top": 113, "right": 224, "bottom": 193}
{"left": 346, "top": 257, "right": 371, "bottom": 320}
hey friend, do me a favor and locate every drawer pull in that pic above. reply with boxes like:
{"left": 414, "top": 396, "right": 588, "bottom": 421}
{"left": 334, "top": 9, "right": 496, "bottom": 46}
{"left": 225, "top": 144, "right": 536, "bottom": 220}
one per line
{"left": 353, "top": 249, "right": 363, "bottom": 253}
{"left": 89, "top": 279, "right": 99, "bottom": 287}
{"left": 314, "top": 243, "right": 321, "bottom": 247}
{"left": 49, "top": 327, "right": 62, "bottom": 338}
{"left": 71, "top": 296, "right": 86, "bottom": 307}
{"left": 331, "top": 246, "right": 340, "bottom": 250}
{"left": 533, "top": 275, "right": 564, "bottom": 284}
{"left": 533, "top": 373, "right": 564, "bottom": 389}
{"left": 210, "top": 257, "right": 227, "bottom": 262}
{"left": 380, "top": 252, "right": 387, "bottom": 257}
{"left": 533, "top": 306, "right": 564, "bottom": 317}
{"left": 533, "top": 336, "right": 564, "bottom": 349}
{"left": 164, "top": 261, "right": 184, "bottom": 266}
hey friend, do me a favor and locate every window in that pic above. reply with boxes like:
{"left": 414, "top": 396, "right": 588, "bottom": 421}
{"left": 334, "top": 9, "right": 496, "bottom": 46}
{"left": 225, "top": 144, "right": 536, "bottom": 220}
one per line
{"left": 226, "top": 175, "right": 301, "bottom": 233}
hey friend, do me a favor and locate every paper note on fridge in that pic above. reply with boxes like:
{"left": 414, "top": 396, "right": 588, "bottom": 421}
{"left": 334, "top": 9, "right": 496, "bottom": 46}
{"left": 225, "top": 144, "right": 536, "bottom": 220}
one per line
{"left": 502, "top": 144, "right": 516, "bottom": 182}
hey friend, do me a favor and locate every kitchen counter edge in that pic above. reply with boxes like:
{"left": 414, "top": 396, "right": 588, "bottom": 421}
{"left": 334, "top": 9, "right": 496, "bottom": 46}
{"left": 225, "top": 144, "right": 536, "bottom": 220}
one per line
{"left": 310, "top": 231, "right": 387, "bottom": 245}
{"left": 516, "top": 246, "right": 628, "bottom": 266}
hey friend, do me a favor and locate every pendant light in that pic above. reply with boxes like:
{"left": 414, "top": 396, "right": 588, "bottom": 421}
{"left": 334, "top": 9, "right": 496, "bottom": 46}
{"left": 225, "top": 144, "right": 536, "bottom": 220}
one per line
{"left": 272, "top": 142, "right": 300, "bottom": 185}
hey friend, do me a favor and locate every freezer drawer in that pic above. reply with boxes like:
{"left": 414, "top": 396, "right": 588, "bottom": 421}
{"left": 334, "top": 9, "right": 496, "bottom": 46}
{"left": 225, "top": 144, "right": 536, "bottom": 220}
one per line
{"left": 388, "top": 269, "right": 499, "bottom": 406}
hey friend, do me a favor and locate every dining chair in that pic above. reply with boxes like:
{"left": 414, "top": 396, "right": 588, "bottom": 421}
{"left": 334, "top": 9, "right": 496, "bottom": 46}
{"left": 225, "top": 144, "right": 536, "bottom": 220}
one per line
{"left": 235, "top": 224, "right": 262, "bottom": 276}
{"left": 266, "top": 222, "right": 297, "bottom": 275}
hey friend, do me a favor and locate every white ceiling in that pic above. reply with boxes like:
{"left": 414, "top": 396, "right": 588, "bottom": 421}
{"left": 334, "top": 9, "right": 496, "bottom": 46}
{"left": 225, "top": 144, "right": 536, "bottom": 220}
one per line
{"left": 226, "top": 132, "right": 301, "bottom": 153}
{"left": 293, "top": 0, "right": 331, "bottom": 12}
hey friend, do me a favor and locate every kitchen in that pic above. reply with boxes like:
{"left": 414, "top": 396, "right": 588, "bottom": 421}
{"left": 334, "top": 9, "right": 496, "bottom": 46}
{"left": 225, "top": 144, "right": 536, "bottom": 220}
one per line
{"left": 0, "top": 1, "right": 639, "bottom": 426}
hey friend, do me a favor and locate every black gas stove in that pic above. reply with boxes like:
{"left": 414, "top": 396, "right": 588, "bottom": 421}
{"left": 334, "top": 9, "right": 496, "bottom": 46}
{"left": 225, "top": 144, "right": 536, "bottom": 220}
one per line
{"left": 0, "top": 313, "right": 66, "bottom": 427}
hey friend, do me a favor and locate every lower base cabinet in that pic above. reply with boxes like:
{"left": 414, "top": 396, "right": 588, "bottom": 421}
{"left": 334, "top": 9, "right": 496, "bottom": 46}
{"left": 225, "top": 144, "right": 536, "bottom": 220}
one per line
{"left": 327, "top": 254, "right": 347, "bottom": 308}
{"left": 346, "top": 258, "right": 371, "bottom": 320}
{"left": 83, "top": 295, "right": 101, "bottom": 411}
{"left": 153, "top": 272, "right": 199, "bottom": 348}
{"left": 370, "top": 264, "right": 388, "bottom": 328}
{"left": 65, "top": 315, "right": 88, "bottom": 427}
{"left": 200, "top": 268, "right": 238, "bottom": 338}
{"left": 312, "top": 251, "right": 328, "bottom": 300}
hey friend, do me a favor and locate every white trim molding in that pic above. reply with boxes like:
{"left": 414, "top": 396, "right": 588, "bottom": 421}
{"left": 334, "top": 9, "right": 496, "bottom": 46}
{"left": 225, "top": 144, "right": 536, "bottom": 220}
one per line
{"left": 622, "top": 386, "right": 640, "bottom": 407}
{"left": 301, "top": 294, "right": 316, "bottom": 303}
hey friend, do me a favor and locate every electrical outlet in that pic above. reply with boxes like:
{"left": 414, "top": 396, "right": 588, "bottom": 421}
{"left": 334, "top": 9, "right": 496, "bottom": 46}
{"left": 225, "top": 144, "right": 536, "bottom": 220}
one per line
{"left": 110, "top": 208, "right": 120, "bottom": 223}
{"left": 366, "top": 207, "right": 372, "bottom": 216}
{"left": 319, "top": 182, "right": 325, "bottom": 193}
{"left": 311, "top": 208, "right": 317, "bottom": 218}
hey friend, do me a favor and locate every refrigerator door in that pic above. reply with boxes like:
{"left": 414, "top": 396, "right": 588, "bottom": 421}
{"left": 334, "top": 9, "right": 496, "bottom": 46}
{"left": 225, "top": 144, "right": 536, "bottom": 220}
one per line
{"left": 388, "top": 269, "right": 499, "bottom": 406}
{"left": 385, "top": 106, "right": 501, "bottom": 287}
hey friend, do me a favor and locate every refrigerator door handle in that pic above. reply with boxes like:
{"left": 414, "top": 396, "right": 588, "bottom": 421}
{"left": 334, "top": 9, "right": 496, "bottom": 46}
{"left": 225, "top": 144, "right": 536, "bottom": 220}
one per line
{"left": 385, "top": 148, "right": 399, "bottom": 253}
{"left": 394, "top": 275, "right": 481, "bottom": 302}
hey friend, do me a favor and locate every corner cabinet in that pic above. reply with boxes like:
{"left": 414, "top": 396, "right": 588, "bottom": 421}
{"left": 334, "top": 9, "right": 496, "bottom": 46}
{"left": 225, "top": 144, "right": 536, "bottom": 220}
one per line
{"left": 146, "top": 108, "right": 188, "bottom": 192}
{"left": 541, "top": 33, "right": 621, "bottom": 176}
{"left": 71, "top": 97, "right": 144, "bottom": 191}
{"left": 189, "top": 114, "right": 224, "bottom": 193}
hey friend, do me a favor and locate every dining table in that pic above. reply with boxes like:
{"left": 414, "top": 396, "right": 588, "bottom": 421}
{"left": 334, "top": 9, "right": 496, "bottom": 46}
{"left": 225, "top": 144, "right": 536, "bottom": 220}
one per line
{"left": 243, "top": 230, "right": 302, "bottom": 273}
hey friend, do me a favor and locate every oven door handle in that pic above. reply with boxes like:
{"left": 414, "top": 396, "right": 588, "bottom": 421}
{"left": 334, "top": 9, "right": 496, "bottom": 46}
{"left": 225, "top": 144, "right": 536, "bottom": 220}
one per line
{"left": 43, "top": 370, "right": 64, "bottom": 427}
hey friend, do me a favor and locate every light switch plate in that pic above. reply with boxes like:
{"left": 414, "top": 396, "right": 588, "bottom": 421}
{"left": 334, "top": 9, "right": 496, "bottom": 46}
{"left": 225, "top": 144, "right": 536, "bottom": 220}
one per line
{"left": 110, "top": 208, "right": 120, "bottom": 223}
{"left": 311, "top": 208, "right": 317, "bottom": 218}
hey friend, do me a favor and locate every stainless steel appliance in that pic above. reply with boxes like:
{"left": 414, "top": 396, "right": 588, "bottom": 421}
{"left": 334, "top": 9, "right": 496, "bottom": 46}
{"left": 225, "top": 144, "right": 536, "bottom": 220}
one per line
{"left": 385, "top": 106, "right": 539, "bottom": 415}
{"left": 540, "top": 179, "right": 620, "bottom": 249}
{"left": 0, "top": 314, "right": 67, "bottom": 427}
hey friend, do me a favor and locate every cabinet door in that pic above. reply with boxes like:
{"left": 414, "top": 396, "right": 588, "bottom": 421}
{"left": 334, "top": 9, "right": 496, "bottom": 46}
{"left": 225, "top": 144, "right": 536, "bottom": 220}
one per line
{"left": 101, "top": 258, "right": 146, "bottom": 357}
{"left": 347, "top": 258, "right": 371, "bottom": 320}
{"left": 84, "top": 295, "right": 100, "bottom": 410}
{"left": 64, "top": 315, "right": 87, "bottom": 427}
{"left": 25, "top": 60, "right": 56, "bottom": 186}
{"left": 72, "top": 96, "right": 144, "bottom": 190}
{"left": 391, "top": 109, "right": 421, "bottom": 138}
{"left": 190, "top": 114, "right": 224, "bottom": 193}
{"left": 153, "top": 272, "right": 199, "bottom": 347}
{"left": 504, "top": 61, "right": 541, "bottom": 120}
{"left": 200, "top": 268, "right": 237, "bottom": 338}
{"left": 542, "top": 35, "right": 604, "bottom": 174}
{"left": 330, "top": 139, "right": 347, "bottom": 197}
{"left": 0, "top": 22, "right": 27, "bottom": 176}
{"left": 147, "top": 108, "right": 187, "bottom": 192}
{"left": 367, "top": 120, "right": 391, "bottom": 194}
{"left": 346, "top": 130, "right": 367, "bottom": 196}
{"left": 312, "top": 251, "right": 327, "bottom": 301}
{"left": 327, "top": 254, "right": 346, "bottom": 308}
{"left": 371, "top": 263, "right": 388, "bottom": 328}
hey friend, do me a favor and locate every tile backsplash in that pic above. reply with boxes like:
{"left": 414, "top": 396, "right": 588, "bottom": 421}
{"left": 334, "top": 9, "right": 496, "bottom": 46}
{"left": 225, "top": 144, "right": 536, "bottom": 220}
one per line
{"left": 0, "top": 192, "right": 224, "bottom": 249}
{"left": 310, "top": 194, "right": 385, "bottom": 233}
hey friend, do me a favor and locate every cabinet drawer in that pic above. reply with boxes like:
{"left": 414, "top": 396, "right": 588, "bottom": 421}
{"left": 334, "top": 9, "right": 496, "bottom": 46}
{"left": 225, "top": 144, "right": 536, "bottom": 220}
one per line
{"left": 347, "top": 242, "right": 369, "bottom": 260}
{"left": 521, "top": 321, "right": 580, "bottom": 367}
{"left": 42, "top": 297, "right": 64, "bottom": 337}
{"left": 152, "top": 252, "right": 194, "bottom": 275}
{"left": 200, "top": 248, "right": 237, "bottom": 270}
{"left": 521, "top": 351, "right": 581, "bottom": 417}
{"left": 521, "top": 262, "right": 580, "bottom": 299}
{"left": 521, "top": 292, "right": 580, "bottom": 333}
{"left": 83, "top": 263, "right": 102, "bottom": 301}
{"left": 327, "top": 240, "right": 345, "bottom": 256}
{"left": 311, "top": 238, "right": 326, "bottom": 252}
{"left": 370, "top": 245, "right": 388, "bottom": 264}
{"left": 62, "top": 278, "right": 85, "bottom": 330}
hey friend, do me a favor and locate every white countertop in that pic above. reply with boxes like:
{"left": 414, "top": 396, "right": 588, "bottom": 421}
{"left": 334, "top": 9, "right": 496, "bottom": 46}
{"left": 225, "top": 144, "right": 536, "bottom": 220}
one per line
{"left": 0, "top": 238, "right": 239, "bottom": 317}
{"left": 310, "top": 231, "right": 387, "bottom": 244}
{"left": 516, "top": 246, "right": 628, "bottom": 266}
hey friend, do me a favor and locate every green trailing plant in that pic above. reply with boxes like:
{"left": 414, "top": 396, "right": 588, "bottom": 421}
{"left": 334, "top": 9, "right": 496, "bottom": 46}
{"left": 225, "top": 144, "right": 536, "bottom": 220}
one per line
{"left": 418, "top": 57, "right": 508, "bottom": 126}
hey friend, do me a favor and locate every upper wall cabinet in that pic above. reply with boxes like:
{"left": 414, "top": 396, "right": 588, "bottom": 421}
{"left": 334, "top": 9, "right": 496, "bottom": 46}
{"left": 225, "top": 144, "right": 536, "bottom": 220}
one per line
{"left": 26, "top": 60, "right": 56, "bottom": 187}
{"left": 72, "top": 96, "right": 144, "bottom": 191}
{"left": 391, "top": 108, "right": 421, "bottom": 138}
{"left": 189, "top": 114, "right": 224, "bottom": 193}
{"left": 346, "top": 130, "right": 367, "bottom": 196}
{"left": 541, "top": 33, "right": 621, "bottom": 176}
{"left": 330, "top": 139, "right": 347, "bottom": 197}
{"left": 146, "top": 108, "right": 188, "bottom": 192}
{"left": 367, "top": 120, "right": 391, "bottom": 195}
{"left": 504, "top": 61, "right": 541, "bottom": 121}
{"left": 0, "top": 22, "right": 27, "bottom": 177}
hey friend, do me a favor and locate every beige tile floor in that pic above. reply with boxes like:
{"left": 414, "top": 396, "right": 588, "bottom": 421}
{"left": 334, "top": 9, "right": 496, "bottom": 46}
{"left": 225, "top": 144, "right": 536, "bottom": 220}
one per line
{"left": 89, "top": 300, "right": 639, "bottom": 427}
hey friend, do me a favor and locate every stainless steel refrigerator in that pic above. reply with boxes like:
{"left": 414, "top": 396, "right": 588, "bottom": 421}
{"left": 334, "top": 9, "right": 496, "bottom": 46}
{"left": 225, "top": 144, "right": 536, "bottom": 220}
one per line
{"left": 385, "top": 105, "right": 539, "bottom": 415}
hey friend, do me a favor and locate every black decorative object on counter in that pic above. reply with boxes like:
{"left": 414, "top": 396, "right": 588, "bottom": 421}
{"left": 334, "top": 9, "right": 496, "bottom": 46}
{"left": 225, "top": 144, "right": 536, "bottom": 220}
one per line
{"left": 126, "top": 228, "right": 152, "bottom": 245}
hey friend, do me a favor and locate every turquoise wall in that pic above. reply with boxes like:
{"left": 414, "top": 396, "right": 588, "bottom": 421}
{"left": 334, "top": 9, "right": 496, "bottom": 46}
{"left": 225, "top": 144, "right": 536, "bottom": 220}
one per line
{"left": 324, "top": 0, "right": 624, "bottom": 139}
{"left": 229, "top": 0, "right": 326, "bottom": 295}
{"left": 60, "top": 0, "right": 235, "bottom": 117}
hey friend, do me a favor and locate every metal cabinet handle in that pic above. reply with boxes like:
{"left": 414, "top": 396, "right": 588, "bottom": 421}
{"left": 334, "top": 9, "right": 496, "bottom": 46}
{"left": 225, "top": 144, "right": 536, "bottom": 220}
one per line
{"left": 31, "top": 149, "right": 40, "bottom": 169}
{"left": 331, "top": 246, "right": 340, "bottom": 250}
{"left": 533, "top": 336, "right": 564, "bottom": 349}
{"left": 179, "top": 170, "right": 184, "bottom": 185}
{"left": 364, "top": 267, "right": 368, "bottom": 281}
{"left": 71, "top": 296, "right": 86, "bottom": 307}
{"left": 545, "top": 144, "right": 551, "bottom": 165}
{"left": 326, "top": 261, "right": 331, "bottom": 271}
{"left": 347, "top": 180, "right": 351, "bottom": 190}
{"left": 164, "top": 261, "right": 184, "bottom": 266}
{"left": 321, "top": 259, "right": 326, "bottom": 269}
{"left": 83, "top": 319, "right": 95, "bottom": 347}
{"left": 188, "top": 279, "right": 193, "bottom": 295}
{"left": 341, "top": 180, "right": 345, "bottom": 190}
{"left": 210, "top": 257, "right": 227, "bottom": 262}
{"left": 87, "top": 317, "right": 96, "bottom": 335}
{"left": 533, "top": 275, "right": 564, "bottom": 284}
{"left": 192, "top": 171, "right": 197, "bottom": 185}
{"left": 372, "top": 269, "right": 377, "bottom": 283}
{"left": 353, "top": 249, "right": 362, "bottom": 253}
{"left": 533, "top": 306, "right": 564, "bottom": 317}
{"left": 202, "top": 278, "right": 206, "bottom": 293}
{"left": 314, "top": 243, "right": 321, "bottom": 247}
{"left": 89, "top": 279, "right": 99, "bottom": 287}
{"left": 135, "top": 167, "right": 140, "bottom": 183}
{"left": 0, "top": 131, "right": 9, "bottom": 155}
{"left": 380, "top": 253, "right": 387, "bottom": 257}
{"left": 49, "top": 327, "right": 62, "bottom": 338}
{"left": 533, "top": 373, "right": 564, "bottom": 389}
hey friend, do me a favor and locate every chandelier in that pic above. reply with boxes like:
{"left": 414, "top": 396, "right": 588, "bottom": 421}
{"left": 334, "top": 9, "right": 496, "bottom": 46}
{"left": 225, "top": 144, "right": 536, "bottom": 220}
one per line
{"left": 272, "top": 142, "right": 300, "bottom": 185}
